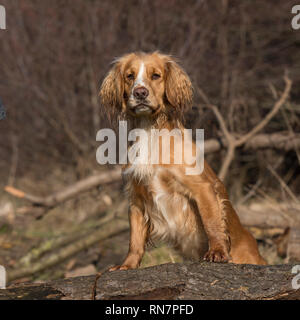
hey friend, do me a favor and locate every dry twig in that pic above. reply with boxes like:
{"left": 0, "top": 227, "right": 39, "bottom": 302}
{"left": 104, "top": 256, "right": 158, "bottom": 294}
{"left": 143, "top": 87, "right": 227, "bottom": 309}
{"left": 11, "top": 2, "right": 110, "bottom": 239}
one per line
{"left": 198, "top": 75, "right": 292, "bottom": 180}
{"left": 4, "top": 168, "right": 122, "bottom": 209}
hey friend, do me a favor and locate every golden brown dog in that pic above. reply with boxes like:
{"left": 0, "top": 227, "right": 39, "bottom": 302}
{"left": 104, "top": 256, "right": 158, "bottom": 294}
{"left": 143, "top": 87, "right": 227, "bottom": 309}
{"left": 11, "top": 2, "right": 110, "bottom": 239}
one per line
{"left": 100, "top": 52, "right": 266, "bottom": 270}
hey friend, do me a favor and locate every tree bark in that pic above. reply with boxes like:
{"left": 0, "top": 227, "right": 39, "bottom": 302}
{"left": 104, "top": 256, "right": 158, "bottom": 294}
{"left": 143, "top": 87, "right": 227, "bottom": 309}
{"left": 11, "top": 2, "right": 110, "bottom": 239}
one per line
{"left": 1, "top": 263, "right": 299, "bottom": 300}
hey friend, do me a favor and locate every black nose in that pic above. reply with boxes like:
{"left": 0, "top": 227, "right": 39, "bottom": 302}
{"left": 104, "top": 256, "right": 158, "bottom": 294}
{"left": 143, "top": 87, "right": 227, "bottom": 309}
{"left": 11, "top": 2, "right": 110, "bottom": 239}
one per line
{"left": 133, "top": 86, "right": 149, "bottom": 100}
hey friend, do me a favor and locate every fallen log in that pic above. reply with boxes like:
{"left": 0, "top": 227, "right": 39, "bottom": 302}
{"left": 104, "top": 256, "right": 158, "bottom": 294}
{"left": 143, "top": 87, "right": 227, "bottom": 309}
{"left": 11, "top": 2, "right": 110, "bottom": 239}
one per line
{"left": 205, "top": 131, "right": 300, "bottom": 153}
{"left": 237, "top": 205, "right": 300, "bottom": 229}
{"left": 0, "top": 262, "right": 299, "bottom": 300}
{"left": 237, "top": 205, "right": 300, "bottom": 261}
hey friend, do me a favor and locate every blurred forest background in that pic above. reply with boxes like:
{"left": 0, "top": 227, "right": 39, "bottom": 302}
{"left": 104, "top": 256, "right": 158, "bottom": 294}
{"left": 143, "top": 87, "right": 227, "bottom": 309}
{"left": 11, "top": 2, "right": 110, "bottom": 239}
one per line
{"left": 0, "top": 0, "right": 300, "bottom": 285}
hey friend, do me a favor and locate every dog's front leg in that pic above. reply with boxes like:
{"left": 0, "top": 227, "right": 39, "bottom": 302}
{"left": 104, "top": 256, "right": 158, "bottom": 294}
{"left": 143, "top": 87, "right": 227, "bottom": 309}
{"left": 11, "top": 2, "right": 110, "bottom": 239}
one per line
{"left": 109, "top": 205, "right": 148, "bottom": 271}
{"left": 192, "top": 182, "right": 231, "bottom": 263}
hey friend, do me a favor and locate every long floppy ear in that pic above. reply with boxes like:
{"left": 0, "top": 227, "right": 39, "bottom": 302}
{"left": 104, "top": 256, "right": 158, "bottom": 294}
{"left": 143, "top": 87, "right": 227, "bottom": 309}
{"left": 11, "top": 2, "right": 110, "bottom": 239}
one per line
{"left": 99, "top": 61, "right": 124, "bottom": 122}
{"left": 164, "top": 58, "right": 193, "bottom": 114}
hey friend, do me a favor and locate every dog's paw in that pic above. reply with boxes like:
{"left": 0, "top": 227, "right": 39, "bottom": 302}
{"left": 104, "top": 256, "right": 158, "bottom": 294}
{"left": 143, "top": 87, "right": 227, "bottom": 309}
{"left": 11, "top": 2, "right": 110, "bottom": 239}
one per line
{"left": 108, "top": 265, "right": 137, "bottom": 272}
{"left": 204, "top": 248, "right": 229, "bottom": 263}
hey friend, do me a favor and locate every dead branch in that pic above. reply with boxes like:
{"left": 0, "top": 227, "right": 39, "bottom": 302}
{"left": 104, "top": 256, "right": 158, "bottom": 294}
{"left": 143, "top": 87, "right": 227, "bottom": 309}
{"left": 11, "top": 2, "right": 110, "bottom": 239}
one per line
{"left": 242, "top": 132, "right": 300, "bottom": 151}
{"left": 4, "top": 168, "right": 122, "bottom": 208}
{"left": 237, "top": 205, "right": 300, "bottom": 229}
{"left": 266, "top": 165, "right": 299, "bottom": 204}
{"left": 235, "top": 76, "right": 292, "bottom": 146}
{"left": 200, "top": 75, "right": 292, "bottom": 181}
{"left": 203, "top": 131, "right": 300, "bottom": 153}
{"left": 1, "top": 263, "right": 299, "bottom": 300}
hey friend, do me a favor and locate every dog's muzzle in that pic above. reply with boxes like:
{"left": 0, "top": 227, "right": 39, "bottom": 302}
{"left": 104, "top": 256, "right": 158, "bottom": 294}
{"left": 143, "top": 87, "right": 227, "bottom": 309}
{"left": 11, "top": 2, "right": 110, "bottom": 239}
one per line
{"left": 133, "top": 104, "right": 153, "bottom": 116}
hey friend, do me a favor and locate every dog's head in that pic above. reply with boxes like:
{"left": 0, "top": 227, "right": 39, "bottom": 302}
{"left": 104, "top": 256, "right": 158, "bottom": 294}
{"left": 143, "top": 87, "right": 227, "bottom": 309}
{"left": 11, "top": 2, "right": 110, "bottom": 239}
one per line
{"left": 100, "top": 52, "right": 193, "bottom": 121}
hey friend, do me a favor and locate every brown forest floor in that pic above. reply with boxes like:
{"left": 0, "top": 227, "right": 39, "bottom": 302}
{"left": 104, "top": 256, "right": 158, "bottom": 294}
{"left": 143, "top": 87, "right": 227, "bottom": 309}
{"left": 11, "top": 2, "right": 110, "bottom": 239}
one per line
{"left": 0, "top": 167, "right": 288, "bottom": 286}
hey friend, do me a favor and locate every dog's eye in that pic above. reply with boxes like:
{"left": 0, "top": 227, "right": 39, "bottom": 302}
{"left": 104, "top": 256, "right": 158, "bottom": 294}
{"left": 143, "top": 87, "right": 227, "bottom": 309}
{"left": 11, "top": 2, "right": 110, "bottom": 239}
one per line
{"left": 152, "top": 73, "right": 161, "bottom": 80}
{"left": 127, "top": 74, "right": 135, "bottom": 80}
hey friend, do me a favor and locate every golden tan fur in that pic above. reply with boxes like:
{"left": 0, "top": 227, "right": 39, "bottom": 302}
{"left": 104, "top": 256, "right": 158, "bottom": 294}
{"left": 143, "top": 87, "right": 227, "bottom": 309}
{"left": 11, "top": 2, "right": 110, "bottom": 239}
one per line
{"left": 100, "top": 52, "right": 266, "bottom": 270}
